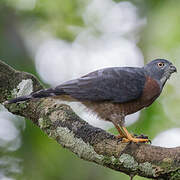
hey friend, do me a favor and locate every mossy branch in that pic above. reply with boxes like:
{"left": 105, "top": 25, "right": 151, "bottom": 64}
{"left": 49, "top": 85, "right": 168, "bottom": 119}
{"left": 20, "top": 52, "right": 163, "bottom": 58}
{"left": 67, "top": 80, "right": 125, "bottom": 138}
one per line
{"left": 0, "top": 60, "right": 179, "bottom": 180}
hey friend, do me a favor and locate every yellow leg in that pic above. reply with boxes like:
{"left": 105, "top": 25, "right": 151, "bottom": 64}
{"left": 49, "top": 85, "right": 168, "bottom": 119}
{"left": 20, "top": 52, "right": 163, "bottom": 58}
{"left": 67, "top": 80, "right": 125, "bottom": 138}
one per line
{"left": 122, "top": 126, "right": 149, "bottom": 143}
{"left": 113, "top": 123, "right": 126, "bottom": 138}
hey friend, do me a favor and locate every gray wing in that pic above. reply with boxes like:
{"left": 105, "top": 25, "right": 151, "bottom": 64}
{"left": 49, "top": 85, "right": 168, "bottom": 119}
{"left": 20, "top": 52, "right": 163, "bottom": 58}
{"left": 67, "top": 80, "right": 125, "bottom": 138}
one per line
{"left": 55, "top": 67, "right": 146, "bottom": 103}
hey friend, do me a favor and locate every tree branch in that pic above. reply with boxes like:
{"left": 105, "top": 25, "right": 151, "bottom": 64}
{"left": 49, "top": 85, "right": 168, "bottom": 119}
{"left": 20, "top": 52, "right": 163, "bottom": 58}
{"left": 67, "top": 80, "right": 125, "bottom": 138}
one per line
{"left": 0, "top": 60, "right": 179, "bottom": 180}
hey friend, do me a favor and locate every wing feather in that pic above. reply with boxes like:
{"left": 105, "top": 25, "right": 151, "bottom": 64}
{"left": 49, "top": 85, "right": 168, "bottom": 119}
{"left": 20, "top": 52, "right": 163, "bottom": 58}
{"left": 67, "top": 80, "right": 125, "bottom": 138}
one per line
{"left": 55, "top": 67, "right": 146, "bottom": 103}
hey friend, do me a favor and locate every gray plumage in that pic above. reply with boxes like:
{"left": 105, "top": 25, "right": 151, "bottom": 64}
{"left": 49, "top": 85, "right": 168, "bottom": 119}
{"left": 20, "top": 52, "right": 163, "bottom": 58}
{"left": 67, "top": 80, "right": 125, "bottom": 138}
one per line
{"left": 5, "top": 59, "right": 177, "bottom": 106}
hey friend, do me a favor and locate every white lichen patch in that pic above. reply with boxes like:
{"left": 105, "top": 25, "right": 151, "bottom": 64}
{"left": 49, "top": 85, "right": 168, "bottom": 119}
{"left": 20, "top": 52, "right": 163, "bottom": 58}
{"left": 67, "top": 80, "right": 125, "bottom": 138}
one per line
{"left": 119, "top": 154, "right": 155, "bottom": 176}
{"left": 38, "top": 118, "right": 45, "bottom": 129}
{"left": 139, "top": 162, "right": 155, "bottom": 176}
{"left": 56, "top": 127, "right": 104, "bottom": 164}
{"left": 38, "top": 117, "right": 50, "bottom": 129}
{"left": 49, "top": 110, "right": 67, "bottom": 122}
{"left": 12, "top": 79, "right": 33, "bottom": 97}
{"left": 119, "top": 154, "right": 138, "bottom": 171}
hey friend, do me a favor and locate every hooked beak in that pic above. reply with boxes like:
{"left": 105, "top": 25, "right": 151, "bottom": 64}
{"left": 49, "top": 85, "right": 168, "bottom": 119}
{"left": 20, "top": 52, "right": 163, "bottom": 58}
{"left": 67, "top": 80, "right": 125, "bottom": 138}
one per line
{"left": 169, "top": 65, "right": 177, "bottom": 73}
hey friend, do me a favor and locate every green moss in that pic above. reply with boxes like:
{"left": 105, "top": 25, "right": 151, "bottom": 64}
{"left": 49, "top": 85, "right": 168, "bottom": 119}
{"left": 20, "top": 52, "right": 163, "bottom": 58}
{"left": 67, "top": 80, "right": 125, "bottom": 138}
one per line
{"left": 7, "top": 102, "right": 27, "bottom": 113}
{"left": 17, "top": 102, "right": 27, "bottom": 109}
{"left": 170, "top": 169, "right": 180, "bottom": 180}
{"left": 159, "top": 158, "right": 173, "bottom": 171}
{"left": 5, "top": 89, "right": 14, "bottom": 100}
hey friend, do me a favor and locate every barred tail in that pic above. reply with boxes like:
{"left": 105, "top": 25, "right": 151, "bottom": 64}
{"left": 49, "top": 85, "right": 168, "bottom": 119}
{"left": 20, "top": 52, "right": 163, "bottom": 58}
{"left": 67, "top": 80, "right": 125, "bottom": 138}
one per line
{"left": 3, "top": 88, "right": 65, "bottom": 104}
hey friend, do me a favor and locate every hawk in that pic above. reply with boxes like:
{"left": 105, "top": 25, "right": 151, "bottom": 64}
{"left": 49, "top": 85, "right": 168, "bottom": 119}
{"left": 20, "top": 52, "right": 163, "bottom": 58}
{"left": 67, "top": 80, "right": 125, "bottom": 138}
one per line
{"left": 5, "top": 59, "right": 177, "bottom": 143}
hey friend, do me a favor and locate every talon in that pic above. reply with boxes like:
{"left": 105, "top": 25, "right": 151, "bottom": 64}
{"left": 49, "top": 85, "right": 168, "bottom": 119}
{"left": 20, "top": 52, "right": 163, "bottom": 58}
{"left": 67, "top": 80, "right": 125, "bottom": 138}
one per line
{"left": 122, "top": 138, "right": 130, "bottom": 143}
{"left": 131, "top": 137, "right": 149, "bottom": 143}
{"left": 122, "top": 137, "right": 149, "bottom": 143}
{"left": 121, "top": 127, "right": 150, "bottom": 144}
{"left": 116, "top": 134, "right": 123, "bottom": 139}
{"left": 115, "top": 135, "right": 123, "bottom": 143}
{"left": 113, "top": 124, "right": 151, "bottom": 144}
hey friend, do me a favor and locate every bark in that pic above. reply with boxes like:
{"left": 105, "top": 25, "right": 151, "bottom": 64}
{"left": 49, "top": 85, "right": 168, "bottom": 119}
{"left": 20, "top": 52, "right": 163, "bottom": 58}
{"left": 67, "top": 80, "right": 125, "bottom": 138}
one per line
{"left": 0, "top": 60, "right": 179, "bottom": 180}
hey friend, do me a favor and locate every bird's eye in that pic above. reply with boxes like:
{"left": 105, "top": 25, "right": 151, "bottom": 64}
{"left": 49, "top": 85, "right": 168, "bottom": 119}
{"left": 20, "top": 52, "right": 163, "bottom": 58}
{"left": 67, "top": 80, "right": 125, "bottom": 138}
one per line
{"left": 157, "top": 62, "right": 165, "bottom": 68}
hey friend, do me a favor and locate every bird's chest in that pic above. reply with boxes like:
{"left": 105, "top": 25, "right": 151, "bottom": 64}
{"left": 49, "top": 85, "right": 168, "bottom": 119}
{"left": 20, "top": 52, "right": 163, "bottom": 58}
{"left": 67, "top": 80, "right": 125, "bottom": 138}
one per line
{"left": 123, "top": 76, "right": 161, "bottom": 115}
{"left": 82, "top": 76, "right": 161, "bottom": 122}
{"left": 139, "top": 76, "right": 161, "bottom": 107}
{"left": 124, "top": 77, "right": 161, "bottom": 113}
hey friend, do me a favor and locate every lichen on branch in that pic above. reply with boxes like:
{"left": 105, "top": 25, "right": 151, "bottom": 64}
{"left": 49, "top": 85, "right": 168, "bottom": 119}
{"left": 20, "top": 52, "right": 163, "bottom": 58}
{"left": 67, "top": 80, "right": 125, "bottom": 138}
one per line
{"left": 0, "top": 60, "right": 179, "bottom": 180}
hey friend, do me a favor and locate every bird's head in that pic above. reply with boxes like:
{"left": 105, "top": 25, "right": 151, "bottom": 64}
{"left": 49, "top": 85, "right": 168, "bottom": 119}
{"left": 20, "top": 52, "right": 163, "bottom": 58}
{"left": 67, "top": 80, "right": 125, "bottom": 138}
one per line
{"left": 144, "top": 59, "right": 177, "bottom": 88}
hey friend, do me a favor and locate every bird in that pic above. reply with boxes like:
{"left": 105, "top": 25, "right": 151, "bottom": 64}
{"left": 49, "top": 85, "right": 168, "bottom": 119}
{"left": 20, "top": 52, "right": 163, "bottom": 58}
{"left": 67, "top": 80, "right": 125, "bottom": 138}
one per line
{"left": 4, "top": 59, "right": 177, "bottom": 143}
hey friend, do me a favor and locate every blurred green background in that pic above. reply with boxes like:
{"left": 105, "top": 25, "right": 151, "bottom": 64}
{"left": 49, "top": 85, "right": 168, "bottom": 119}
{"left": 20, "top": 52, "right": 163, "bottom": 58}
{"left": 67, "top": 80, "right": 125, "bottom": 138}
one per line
{"left": 0, "top": 0, "right": 180, "bottom": 180}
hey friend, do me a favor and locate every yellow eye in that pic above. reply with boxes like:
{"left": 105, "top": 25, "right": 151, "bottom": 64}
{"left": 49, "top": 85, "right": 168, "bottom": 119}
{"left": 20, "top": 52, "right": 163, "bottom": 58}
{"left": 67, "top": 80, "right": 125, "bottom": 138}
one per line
{"left": 157, "top": 62, "right": 165, "bottom": 68}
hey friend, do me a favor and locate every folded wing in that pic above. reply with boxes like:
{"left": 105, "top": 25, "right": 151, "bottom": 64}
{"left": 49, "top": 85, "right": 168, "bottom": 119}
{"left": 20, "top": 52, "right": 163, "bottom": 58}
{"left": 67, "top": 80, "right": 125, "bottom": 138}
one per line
{"left": 55, "top": 67, "right": 146, "bottom": 103}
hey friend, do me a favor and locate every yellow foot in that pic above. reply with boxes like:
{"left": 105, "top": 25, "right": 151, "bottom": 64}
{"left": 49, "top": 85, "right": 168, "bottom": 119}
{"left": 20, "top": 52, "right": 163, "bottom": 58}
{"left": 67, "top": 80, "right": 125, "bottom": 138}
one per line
{"left": 116, "top": 133, "right": 134, "bottom": 139}
{"left": 122, "top": 137, "right": 150, "bottom": 143}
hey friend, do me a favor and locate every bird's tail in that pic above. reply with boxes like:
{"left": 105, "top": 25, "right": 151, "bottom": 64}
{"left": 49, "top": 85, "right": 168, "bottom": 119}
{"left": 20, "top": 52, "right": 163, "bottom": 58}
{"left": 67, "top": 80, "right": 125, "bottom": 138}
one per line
{"left": 3, "top": 88, "right": 65, "bottom": 105}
